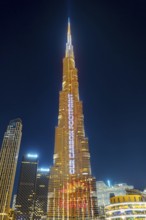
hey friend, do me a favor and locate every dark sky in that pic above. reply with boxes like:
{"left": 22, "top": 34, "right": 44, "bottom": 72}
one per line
{"left": 0, "top": 0, "right": 146, "bottom": 194}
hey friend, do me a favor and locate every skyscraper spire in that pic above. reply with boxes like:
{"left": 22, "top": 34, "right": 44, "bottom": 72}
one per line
{"left": 48, "top": 19, "right": 98, "bottom": 220}
{"left": 66, "top": 17, "right": 74, "bottom": 58}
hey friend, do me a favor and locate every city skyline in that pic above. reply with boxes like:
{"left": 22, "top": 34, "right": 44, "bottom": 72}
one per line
{"left": 0, "top": 0, "right": 146, "bottom": 194}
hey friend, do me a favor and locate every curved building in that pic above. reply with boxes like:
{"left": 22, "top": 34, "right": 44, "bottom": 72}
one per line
{"left": 105, "top": 195, "right": 146, "bottom": 220}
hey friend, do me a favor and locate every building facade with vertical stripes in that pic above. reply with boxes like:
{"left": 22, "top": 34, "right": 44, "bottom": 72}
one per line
{"left": 34, "top": 168, "right": 49, "bottom": 219}
{"left": 15, "top": 155, "right": 38, "bottom": 220}
{"left": 0, "top": 118, "right": 22, "bottom": 220}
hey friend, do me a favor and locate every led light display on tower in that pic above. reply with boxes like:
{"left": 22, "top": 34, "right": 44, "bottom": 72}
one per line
{"left": 48, "top": 19, "right": 98, "bottom": 220}
{"left": 68, "top": 93, "right": 75, "bottom": 174}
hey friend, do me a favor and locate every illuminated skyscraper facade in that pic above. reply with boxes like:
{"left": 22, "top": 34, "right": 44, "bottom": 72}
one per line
{"left": 0, "top": 118, "right": 22, "bottom": 220}
{"left": 15, "top": 154, "right": 38, "bottom": 220}
{"left": 48, "top": 19, "right": 98, "bottom": 219}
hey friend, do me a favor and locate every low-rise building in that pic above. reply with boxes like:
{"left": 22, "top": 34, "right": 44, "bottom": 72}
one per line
{"left": 105, "top": 195, "right": 146, "bottom": 219}
{"left": 96, "top": 181, "right": 134, "bottom": 207}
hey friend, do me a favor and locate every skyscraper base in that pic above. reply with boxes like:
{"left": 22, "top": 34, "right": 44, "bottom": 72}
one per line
{"left": 48, "top": 175, "right": 98, "bottom": 220}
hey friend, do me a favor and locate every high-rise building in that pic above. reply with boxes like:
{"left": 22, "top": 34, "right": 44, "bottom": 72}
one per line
{"left": 15, "top": 154, "right": 38, "bottom": 220}
{"left": 48, "top": 19, "right": 98, "bottom": 219}
{"left": 34, "top": 168, "right": 50, "bottom": 219}
{"left": 0, "top": 118, "right": 22, "bottom": 220}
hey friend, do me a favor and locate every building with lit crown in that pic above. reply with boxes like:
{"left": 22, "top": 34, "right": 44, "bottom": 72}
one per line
{"left": 105, "top": 195, "right": 146, "bottom": 220}
{"left": 48, "top": 19, "right": 98, "bottom": 219}
{"left": 0, "top": 118, "right": 22, "bottom": 220}
{"left": 34, "top": 168, "right": 50, "bottom": 219}
{"left": 15, "top": 154, "right": 38, "bottom": 220}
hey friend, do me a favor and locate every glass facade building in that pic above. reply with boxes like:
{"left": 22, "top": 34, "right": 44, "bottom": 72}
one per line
{"left": 48, "top": 19, "right": 98, "bottom": 219}
{"left": 34, "top": 168, "right": 50, "bottom": 219}
{"left": 0, "top": 119, "right": 22, "bottom": 220}
{"left": 15, "top": 155, "right": 38, "bottom": 220}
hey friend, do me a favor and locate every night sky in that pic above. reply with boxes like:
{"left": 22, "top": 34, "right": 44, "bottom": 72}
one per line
{"left": 0, "top": 0, "right": 146, "bottom": 195}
